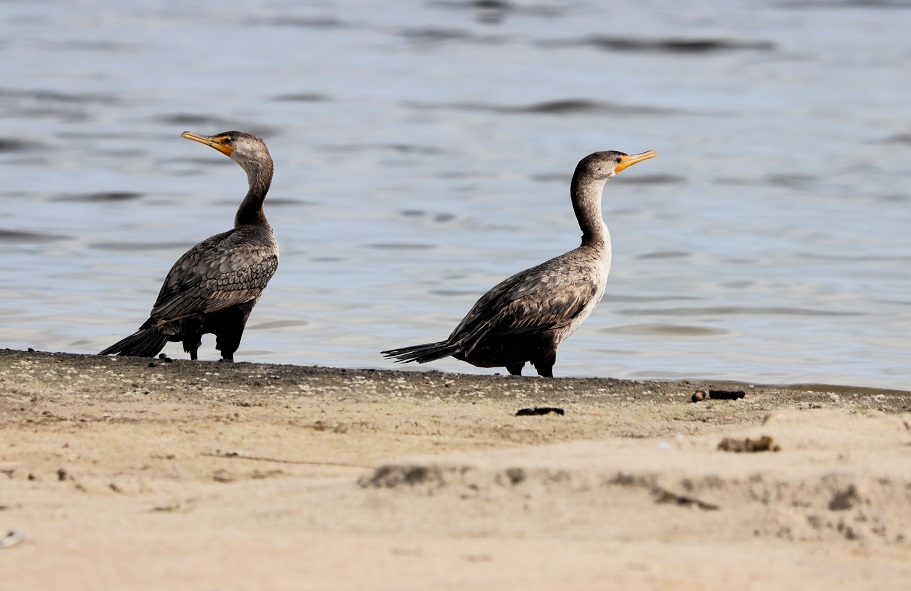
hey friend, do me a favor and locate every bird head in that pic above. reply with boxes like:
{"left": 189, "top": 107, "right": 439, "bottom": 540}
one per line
{"left": 579, "top": 149, "right": 657, "bottom": 180}
{"left": 181, "top": 131, "right": 271, "bottom": 169}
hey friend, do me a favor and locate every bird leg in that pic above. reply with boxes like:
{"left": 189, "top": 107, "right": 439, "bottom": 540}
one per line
{"left": 532, "top": 352, "right": 556, "bottom": 378}
{"left": 182, "top": 334, "right": 202, "bottom": 361}
{"left": 216, "top": 336, "right": 241, "bottom": 362}
{"left": 213, "top": 308, "right": 251, "bottom": 363}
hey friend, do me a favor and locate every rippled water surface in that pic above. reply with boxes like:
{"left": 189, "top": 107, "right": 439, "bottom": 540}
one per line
{"left": 2, "top": 0, "right": 911, "bottom": 388}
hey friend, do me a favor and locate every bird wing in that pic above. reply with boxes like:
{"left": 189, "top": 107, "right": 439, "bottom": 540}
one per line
{"left": 451, "top": 260, "right": 601, "bottom": 356}
{"left": 149, "top": 229, "right": 279, "bottom": 322}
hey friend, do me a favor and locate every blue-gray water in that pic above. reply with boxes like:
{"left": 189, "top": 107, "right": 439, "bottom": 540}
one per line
{"left": 2, "top": 1, "right": 910, "bottom": 388}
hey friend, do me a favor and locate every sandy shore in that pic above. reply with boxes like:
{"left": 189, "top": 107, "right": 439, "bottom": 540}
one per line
{"left": 1, "top": 348, "right": 910, "bottom": 589}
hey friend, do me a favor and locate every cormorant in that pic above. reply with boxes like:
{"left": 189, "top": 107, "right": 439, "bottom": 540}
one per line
{"left": 382, "top": 149, "right": 656, "bottom": 377}
{"left": 99, "top": 131, "right": 279, "bottom": 361}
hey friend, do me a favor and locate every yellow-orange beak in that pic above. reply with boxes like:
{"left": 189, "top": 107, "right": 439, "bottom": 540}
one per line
{"left": 181, "top": 131, "right": 233, "bottom": 156}
{"left": 614, "top": 150, "right": 657, "bottom": 173}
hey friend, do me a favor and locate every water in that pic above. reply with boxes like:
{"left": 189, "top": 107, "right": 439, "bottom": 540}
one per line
{"left": 2, "top": 0, "right": 910, "bottom": 388}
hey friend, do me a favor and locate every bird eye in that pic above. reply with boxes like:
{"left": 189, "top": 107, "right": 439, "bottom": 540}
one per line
{"left": 615, "top": 157, "right": 622, "bottom": 163}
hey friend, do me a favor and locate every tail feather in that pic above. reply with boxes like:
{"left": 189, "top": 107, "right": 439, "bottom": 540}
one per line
{"left": 99, "top": 328, "right": 169, "bottom": 358}
{"left": 381, "top": 341, "right": 458, "bottom": 364}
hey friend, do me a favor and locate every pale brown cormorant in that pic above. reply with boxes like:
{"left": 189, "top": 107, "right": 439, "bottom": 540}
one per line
{"left": 382, "top": 149, "right": 656, "bottom": 377}
{"left": 99, "top": 131, "right": 279, "bottom": 361}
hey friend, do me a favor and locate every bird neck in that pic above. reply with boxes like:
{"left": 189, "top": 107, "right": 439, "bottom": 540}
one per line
{"left": 570, "top": 172, "right": 609, "bottom": 248}
{"left": 234, "top": 159, "right": 273, "bottom": 227}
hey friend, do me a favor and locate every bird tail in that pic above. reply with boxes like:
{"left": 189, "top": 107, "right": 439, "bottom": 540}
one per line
{"left": 381, "top": 341, "right": 458, "bottom": 364}
{"left": 99, "top": 328, "right": 169, "bottom": 358}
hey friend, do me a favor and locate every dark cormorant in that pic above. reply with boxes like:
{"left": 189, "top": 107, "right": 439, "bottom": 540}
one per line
{"left": 382, "top": 149, "right": 656, "bottom": 377}
{"left": 99, "top": 131, "right": 279, "bottom": 361}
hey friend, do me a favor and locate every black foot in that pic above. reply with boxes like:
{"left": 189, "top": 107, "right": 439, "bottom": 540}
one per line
{"left": 532, "top": 356, "right": 555, "bottom": 378}
{"left": 506, "top": 362, "right": 524, "bottom": 376}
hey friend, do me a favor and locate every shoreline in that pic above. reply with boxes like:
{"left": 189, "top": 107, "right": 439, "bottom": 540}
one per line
{"left": 7, "top": 346, "right": 911, "bottom": 396}
{"left": 2, "top": 348, "right": 910, "bottom": 590}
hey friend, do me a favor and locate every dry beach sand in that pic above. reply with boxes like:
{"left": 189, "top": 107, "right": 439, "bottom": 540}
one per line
{"left": 1, "top": 348, "right": 910, "bottom": 589}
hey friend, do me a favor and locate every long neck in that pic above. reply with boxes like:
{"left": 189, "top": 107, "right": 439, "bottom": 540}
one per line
{"left": 570, "top": 171, "right": 609, "bottom": 248}
{"left": 234, "top": 158, "right": 273, "bottom": 227}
